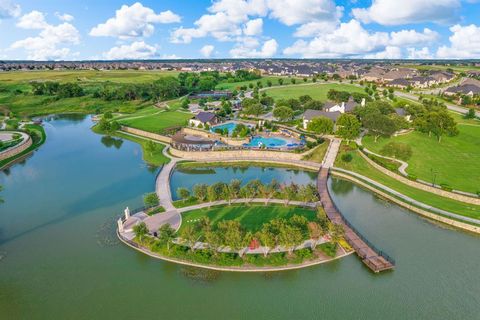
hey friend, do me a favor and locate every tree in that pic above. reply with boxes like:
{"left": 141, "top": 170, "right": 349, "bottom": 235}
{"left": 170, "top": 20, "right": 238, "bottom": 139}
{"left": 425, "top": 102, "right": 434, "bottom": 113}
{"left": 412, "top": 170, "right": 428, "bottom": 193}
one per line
{"left": 257, "top": 229, "right": 275, "bottom": 256}
{"left": 303, "top": 100, "right": 324, "bottom": 110}
{"left": 298, "top": 184, "right": 318, "bottom": 205}
{"left": 143, "top": 192, "right": 159, "bottom": 208}
{"left": 281, "top": 183, "right": 298, "bottom": 206}
{"left": 307, "top": 116, "right": 333, "bottom": 134}
{"left": 279, "top": 224, "right": 303, "bottom": 254}
{"left": 158, "top": 224, "right": 176, "bottom": 251}
{"left": 278, "top": 78, "right": 284, "bottom": 85}
{"left": 464, "top": 108, "right": 476, "bottom": 119}
{"left": 289, "top": 214, "right": 309, "bottom": 238}
{"left": 218, "top": 220, "right": 244, "bottom": 251}
{"left": 228, "top": 179, "right": 241, "bottom": 203}
{"left": 291, "top": 78, "right": 296, "bottom": 84}
{"left": 204, "top": 230, "right": 221, "bottom": 254}
{"left": 273, "top": 106, "right": 294, "bottom": 122}
{"left": 336, "top": 114, "right": 361, "bottom": 140}
{"left": 329, "top": 223, "right": 345, "bottom": 247}
{"left": 362, "top": 113, "right": 396, "bottom": 142}
{"left": 259, "top": 179, "right": 278, "bottom": 205}
{"left": 299, "top": 95, "right": 313, "bottom": 104}
{"left": 242, "top": 103, "right": 265, "bottom": 117}
{"left": 180, "top": 225, "right": 197, "bottom": 250}
{"left": 133, "top": 222, "right": 149, "bottom": 242}
{"left": 193, "top": 184, "right": 208, "bottom": 202}
{"left": 317, "top": 207, "right": 329, "bottom": 233}
{"left": 426, "top": 111, "right": 459, "bottom": 142}
{"left": 176, "top": 187, "right": 190, "bottom": 203}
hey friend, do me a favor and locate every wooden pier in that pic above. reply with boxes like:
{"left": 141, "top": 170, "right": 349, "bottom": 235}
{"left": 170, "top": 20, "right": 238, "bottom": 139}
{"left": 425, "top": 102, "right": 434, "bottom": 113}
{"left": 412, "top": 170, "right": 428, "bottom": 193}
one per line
{"left": 317, "top": 168, "right": 395, "bottom": 273}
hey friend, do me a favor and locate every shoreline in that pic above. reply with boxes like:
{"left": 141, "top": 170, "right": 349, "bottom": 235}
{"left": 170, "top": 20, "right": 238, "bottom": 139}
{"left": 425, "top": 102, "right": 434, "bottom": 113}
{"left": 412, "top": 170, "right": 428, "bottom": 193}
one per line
{"left": 117, "top": 229, "right": 354, "bottom": 273}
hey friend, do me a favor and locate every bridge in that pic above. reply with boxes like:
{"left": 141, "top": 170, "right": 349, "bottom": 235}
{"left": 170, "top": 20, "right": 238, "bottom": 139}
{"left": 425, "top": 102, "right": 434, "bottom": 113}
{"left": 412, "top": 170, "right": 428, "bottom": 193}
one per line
{"left": 317, "top": 167, "right": 395, "bottom": 273}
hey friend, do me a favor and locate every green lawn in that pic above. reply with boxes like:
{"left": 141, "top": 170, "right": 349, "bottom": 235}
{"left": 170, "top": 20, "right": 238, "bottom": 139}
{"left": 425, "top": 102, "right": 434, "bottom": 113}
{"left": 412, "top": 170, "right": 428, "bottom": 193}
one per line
{"left": 179, "top": 204, "right": 316, "bottom": 233}
{"left": 215, "top": 76, "right": 306, "bottom": 91}
{"left": 335, "top": 144, "right": 480, "bottom": 220}
{"left": 263, "top": 83, "right": 365, "bottom": 101}
{"left": 362, "top": 117, "right": 480, "bottom": 193}
{"left": 302, "top": 140, "right": 329, "bottom": 163}
{"left": 117, "top": 109, "right": 192, "bottom": 133}
{"left": 0, "top": 70, "right": 179, "bottom": 83}
{"left": 0, "top": 70, "right": 179, "bottom": 117}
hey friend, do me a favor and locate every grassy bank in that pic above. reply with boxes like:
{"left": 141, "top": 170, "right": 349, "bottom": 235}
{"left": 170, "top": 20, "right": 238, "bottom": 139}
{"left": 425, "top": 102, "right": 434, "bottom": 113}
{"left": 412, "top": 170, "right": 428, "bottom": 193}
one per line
{"left": 0, "top": 124, "right": 46, "bottom": 169}
{"left": 362, "top": 116, "right": 480, "bottom": 193}
{"left": 175, "top": 160, "right": 318, "bottom": 171}
{"left": 335, "top": 144, "right": 480, "bottom": 220}
{"left": 91, "top": 125, "right": 170, "bottom": 166}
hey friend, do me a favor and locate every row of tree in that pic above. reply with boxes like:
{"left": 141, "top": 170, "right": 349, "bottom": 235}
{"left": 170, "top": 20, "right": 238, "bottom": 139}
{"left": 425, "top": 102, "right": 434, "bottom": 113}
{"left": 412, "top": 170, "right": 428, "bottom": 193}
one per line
{"left": 176, "top": 179, "right": 319, "bottom": 207}
{"left": 31, "top": 81, "right": 84, "bottom": 98}
{"left": 134, "top": 206, "right": 345, "bottom": 257}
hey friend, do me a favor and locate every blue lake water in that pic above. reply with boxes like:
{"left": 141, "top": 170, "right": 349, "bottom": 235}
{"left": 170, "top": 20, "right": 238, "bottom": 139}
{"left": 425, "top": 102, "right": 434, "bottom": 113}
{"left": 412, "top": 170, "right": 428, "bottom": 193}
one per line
{"left": 0, "top": 116, "right": 479, "bottom": 319}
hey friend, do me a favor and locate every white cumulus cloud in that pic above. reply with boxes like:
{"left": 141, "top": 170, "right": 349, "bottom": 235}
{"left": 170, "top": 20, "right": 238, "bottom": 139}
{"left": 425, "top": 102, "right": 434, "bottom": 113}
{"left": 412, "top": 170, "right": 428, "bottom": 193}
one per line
{"left": 16, "top": 10, "right": 48, "bottom": 29}
{"left": 200, "top": 45, "right": 215, "bottom": 58}
{"left": 11, "top": 21, "right": 80, "bottom": 60}
{"left": 230, "top": 38, "right": 278, "bottom": 58}
{"left": 0, "top": 0, "right": 21, "bottom": 19}
{"left": 352, "top": 0, "right": 461, "bottom": 25}
{"left": 55, "top": 12, "right": 74, "bottom": 22}
{"left": 267, "top": 0, "right": 342, "bottom": 26}
{"left": 90, "top": 2, "right": 180, "bottom": 39}
{"left": 101, "top": 41, "right": 158, "bottom": 60}
{"left": 389, "top": 28, "right": 439, "bottom": 46}
{"left": 437, "top": 24, "right": 480, "bottom": 58}
{"left": 243, "top": 18, "right": 263, "bottom": 36}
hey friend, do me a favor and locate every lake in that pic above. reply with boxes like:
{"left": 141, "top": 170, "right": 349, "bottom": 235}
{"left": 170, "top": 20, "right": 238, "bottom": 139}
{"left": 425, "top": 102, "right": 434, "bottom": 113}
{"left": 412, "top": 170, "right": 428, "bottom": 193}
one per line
{"left": 0, "top": 116, "right": 479, "bottom": 319}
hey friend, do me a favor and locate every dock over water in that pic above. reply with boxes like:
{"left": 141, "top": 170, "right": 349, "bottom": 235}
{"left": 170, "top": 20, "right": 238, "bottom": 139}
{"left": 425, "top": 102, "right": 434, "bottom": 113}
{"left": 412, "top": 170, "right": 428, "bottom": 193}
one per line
{"left": 317, "top": 168, "right": 395, "bottom": 273}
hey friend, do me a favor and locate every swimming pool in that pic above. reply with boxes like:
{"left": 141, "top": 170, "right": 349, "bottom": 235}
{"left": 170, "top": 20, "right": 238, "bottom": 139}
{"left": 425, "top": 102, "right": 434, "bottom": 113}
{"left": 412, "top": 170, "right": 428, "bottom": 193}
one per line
{"left": 246, "top": 136, "right": 291, "bottom": 148}
{"left": 211, "top": 122, "right": 237, "bottom": 135}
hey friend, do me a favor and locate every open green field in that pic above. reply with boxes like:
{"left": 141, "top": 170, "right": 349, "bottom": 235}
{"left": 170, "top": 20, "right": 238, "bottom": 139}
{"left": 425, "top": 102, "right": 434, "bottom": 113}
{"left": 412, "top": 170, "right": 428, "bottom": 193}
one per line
{"left": 0, "top": 70, "right": 179, "bottom": 117}
{"left": 362, "top": 115, "right": 480, "bottom": 193}
{"left": 179, "top": 204, "right": 316, "bottom": 233}
{"left": 215, "top": 76, "right": 306, "bottom": 91}
{"left": 0, "top": 70, "right": 179, "bottom": 83}
{"left": 335, "top": 144, "right": 480, "bottom": 220}
{"left": 263, "top": 83, "right": 365, "bottom": 101}
{"left": 116, "top": 107, "right": 192, "bottom": 133}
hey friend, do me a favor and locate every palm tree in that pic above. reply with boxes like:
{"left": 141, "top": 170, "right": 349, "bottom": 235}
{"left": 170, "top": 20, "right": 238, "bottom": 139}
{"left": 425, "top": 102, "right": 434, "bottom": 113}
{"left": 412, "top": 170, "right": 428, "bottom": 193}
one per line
{"left": 180, "top": 225, "right": 198, "bottom": 251}
{"left": 158, "top": 224, "right": 176, "bottom": 252}
{"left": 257, "top": 229, "right": 275, "bottom": 257}
{"left": 133, "top": 222, "right": 149, "bottom": 243}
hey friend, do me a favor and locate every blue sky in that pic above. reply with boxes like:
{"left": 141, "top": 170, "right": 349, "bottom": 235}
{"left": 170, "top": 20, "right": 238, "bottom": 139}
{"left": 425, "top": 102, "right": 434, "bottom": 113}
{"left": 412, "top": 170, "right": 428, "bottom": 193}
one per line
{"left": 0, "top": 0, "right": 479, "bottom": 60}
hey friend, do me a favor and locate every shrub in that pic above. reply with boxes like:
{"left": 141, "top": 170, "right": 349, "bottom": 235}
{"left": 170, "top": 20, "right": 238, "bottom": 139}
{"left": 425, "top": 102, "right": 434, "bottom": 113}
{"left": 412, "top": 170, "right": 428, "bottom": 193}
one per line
{"left": 440, "top": 183, "right": 452, "bottom": 192}
{"left": 318, "top": 242, "right": 337, "bottom": 257}
{"left": 341, "top": 153, "right": 353, "bottom": 162}
{"left": 380, "top": 142, "right": 413, "bottom": 161}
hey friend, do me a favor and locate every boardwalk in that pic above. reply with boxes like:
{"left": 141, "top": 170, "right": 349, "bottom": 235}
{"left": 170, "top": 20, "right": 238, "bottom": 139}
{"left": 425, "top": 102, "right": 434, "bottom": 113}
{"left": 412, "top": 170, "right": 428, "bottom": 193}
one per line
{"left": 317, "top": 168, "right": 394, "bottom": 273}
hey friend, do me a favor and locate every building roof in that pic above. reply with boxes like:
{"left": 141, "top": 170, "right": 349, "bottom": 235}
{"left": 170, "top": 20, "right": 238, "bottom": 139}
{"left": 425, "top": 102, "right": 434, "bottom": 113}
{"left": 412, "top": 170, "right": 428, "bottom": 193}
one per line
{"left": 194, "top": 111, "right": 217, "bottom": 123}
{"left": 304, "top": 109, "right": 341, "bottom": 122}
{"left": 388, "top": 78, "right": 411, "bottom": 86}
{"left": 445, "top": 84, "right": 480, "bottom": 95}
{"left": 394, "top": 108, "right": 406, "bottom": 116}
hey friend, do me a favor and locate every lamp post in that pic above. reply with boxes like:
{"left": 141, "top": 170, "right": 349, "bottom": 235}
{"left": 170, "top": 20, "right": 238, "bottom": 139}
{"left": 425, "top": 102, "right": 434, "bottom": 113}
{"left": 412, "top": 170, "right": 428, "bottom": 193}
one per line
{"left": 430, "top": 168, "right": 438, "bottom": 187}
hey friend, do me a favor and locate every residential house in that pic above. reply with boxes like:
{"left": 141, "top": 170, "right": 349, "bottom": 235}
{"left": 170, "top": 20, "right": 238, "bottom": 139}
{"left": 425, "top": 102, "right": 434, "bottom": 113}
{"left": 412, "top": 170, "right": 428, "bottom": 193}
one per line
{"left": 324, "top": 97, "right": 363, "bottom": 114}
{"left": 444, "top": 84, "right": 480, "bottom": 97}
{"left": 303, "top": 109, "right": 341, "bottom": 129}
